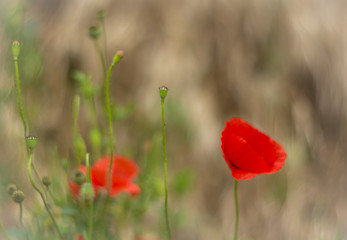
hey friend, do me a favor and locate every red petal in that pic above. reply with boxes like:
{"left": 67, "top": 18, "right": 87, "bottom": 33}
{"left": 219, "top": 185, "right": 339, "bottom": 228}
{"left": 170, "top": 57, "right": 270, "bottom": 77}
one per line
{"left": 221, "top": 118, "right": 286, "bottom": 180}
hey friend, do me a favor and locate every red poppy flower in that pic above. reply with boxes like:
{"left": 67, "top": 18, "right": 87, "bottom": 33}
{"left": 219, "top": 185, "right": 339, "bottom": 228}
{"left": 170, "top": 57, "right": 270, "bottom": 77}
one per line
{"left": 221, "top": 118, "right": 286, "bottom": 180}
{"left": 70, "top": 155, "right": 140, "bottom": 199}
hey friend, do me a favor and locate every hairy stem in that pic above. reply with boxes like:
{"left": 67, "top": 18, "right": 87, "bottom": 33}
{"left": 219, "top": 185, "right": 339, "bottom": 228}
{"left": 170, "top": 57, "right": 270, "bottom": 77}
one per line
{"left": 13, "top": 55, "right": 28, "bottom": 137}
{"left": 28, "top": 152, "right": 64, "bottom": 240}
{"left": 161, "top": 98, "right": 172, "bottom": 240}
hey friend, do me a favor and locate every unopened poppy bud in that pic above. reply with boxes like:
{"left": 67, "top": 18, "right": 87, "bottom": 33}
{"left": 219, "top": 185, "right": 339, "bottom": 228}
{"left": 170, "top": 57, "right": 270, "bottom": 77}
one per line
{"left": 12, "top": 40, "right": 21, "bottom": 59}
{"left": 12, "top": 190, "right": 24, "bottom": 203}
{"left": 159, "top": 86, "right": 168, "bottom": 100}
{"left": 25, "top": 135, "right": 38, "bottom": 151}
{"left": 73, "top": 170, "right": 86, "bottom": 185}
{"left": 97, "top": 10, "right": 106, "bottom": 20}
{"left": 112, "top": 50, "right": 124, "bottom": 65}
{"left": 7, "top": 184, "right": 17, "bottom": 195}
{"left": 42, "top": 176, "right": 51, "bottom": 188}
{"left": 73, "top": 135, "right": 86, "bottom": 163}
{"left": 88, "top": 25, "right": 101, "bottom": 39}
{"left": 80, "top": 183, "right": 94, "bottom": 202}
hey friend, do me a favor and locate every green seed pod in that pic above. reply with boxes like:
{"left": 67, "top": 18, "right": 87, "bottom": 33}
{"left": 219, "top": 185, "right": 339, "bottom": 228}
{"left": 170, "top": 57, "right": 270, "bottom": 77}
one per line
{"left": 80, "top": 183, "right": 95, "bottom": 202}
{"left": 42, "top": 176, "right": 51, "bottom": 188}
{"left": 12, "top": 190, "right": 24, "bottom": 203}
{"left": 73, "top": 135, "right": 86, "bottom": 164}
{"left": 159, "top": 86, "right": 168, "bottom": 100}
{"left": 73, "top": 170, "right": 86, "bottom": 185}
{"left": 25, "top": 135, "right": 38, "bottom": 151}
{"left": 12, "top": 40, "right": 21, "bottom": 59}
{"left": 7, "top": 184, "right": 17, "bottom": 196}
{"left": 88, "top": 25, "right": 101, "bottom": 39}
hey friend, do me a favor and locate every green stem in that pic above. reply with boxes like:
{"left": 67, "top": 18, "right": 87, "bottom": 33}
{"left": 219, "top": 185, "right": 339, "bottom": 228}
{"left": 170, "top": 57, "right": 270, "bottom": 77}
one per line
{"left": 234, "top": 180, "right": 239, "bottom": 240}
{"left": 19, "top": 203, "right": 29, "bottom": 240}
{"left": 27, "top": 152, "right": 64, "bottom": 240}
{"left": 94, "top": 39, "right": 106, "bottom": 82}
{"left": 88, "top": 200, "right": 94, "bottom": 240}
{"left": 72, "top": 95, "right": 80, "bottom": 136}
{"left": 86, "top": 153, "right": 94, "bottom": 240}
{"left": 0, "top": 219, "right": 10, "bottom": 240}
{"left": 161, "top": 98, "right": 172, "bottom": 240}
{"left": 13, "top": 56, "right": 28, "bottom": 137}
{"left": 105, "top": 53, "right": 122, "bottom": 194}
{"left": 19, "top": 202, "right": 23, "bottom": 226}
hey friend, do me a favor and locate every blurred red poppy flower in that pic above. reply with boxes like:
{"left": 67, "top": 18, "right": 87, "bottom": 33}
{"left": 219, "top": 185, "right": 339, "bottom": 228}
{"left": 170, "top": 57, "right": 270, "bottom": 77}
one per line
{"left": 70, "top": 155, "right": 140, "bottom": 199}
{"left": 221, "top": 118, "right": 286, "bottom": 180}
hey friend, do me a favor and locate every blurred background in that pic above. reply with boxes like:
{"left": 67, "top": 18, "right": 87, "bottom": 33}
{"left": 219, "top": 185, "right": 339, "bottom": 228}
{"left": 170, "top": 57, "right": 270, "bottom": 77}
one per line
{"left": 1, "top": 0, "right": 347, "bottom": 239}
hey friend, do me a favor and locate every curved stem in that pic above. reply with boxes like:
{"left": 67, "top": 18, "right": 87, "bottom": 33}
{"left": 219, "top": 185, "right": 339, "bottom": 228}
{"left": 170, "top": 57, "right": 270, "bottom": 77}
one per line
{"left": 28, "top": 152, "right": 64, "bottom": 240}
{"left": 13, "top": 56, "right": 28, "bottom": 137}
{"left": 19, "top": 203, "right": 29, "bottom": 240}
{"left": 233, "top": 180, "right": 239, "bottom": 240}
{"left": 161, "top": 98, "right": 172, "bottom": 240}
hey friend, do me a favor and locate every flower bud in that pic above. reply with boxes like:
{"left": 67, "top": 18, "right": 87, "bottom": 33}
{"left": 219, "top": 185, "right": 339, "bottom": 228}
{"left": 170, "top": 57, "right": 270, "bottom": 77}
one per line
{"left": 42, "top": 176, "right": 51, "bottom": 188}
{"left": 159, "top": 86, "right": 168, "bottom": 100}
{"left": 73, "top": 170, "right": 86, "bottom": 185}
{"left": 25, "top": 135, "right": 38, "bottom": 151}
{"left": 7, "top": 184, "right": 17, "bottom": 195}
{"left": 97, "top": 10, "right": 106, "bottom": 20}
{"left": 112, "top": 50, "right": 124, "bottom": 65}
{"left": 73, "top": 135, "right": 86, "bottom": 164}
{"left": 12, "top": 40, "right": 21, "bottom": 59}
{"left": 88, "top": 25, "right": 101, "bottom": 39}
{"left": 80, "top": 183, "right": 95, "bottom": 202}
{"left": 12, "top": 190, "right": 24, "bottom": 203}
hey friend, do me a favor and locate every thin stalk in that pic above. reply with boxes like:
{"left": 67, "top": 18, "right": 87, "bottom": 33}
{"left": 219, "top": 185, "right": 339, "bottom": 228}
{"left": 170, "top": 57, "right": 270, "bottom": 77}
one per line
{"left": 233, "top": 180, "right": 239, "bottom": 240}
{"left": 161, "top": 98, "right": 172, "bottom": 240}
{"left": 105, "top": 52, "right": 123, "bottom": 194}
{"left": 72, "top": 95, "right": 80, "bottom": 136}
{"left": 13, "top": 55, "right": 28, "bottom": 137}
{"left": 99, "top": 17, "right": 108, "bottom": 65}
{"left": 86, "top": 153, "right": 94, "bottom": 240}
{"left": 19, "top": 203, "right": 29, "bottom": 240}
{"left": 0, "top": 219, "right": 10, "bottom": 240}
{"left": 105, "top": 61, "right": 115, "bottom": 194}
{"left": 19, "top": 202, "right": 23, "bottom": 226}
{"left": 94, "top": 39, "right": 107, "bottom": 82}
{"left": 27, "top": 152, "right": 64, "bottom": 240}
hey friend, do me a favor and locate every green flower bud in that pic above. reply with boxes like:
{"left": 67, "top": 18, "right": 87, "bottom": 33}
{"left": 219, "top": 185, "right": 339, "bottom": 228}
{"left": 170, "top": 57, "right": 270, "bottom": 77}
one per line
{"left": 42, "top": 176, "right": 51, "bottom": 188}
{"left": 12, "top": 40, "right": 21, "bottom": 59}
{"left": 97, "top": 10, "right": 106, "bottom": 20}
{"left": 73, "top": 135, "right": 86, "bottom": 164}
{"left": 80, "top": 183, "right": 95, "bottom": 202}
{"left": 159, "top": 86, "right": 168, "bottom": 100}
{"left": 112, "top": 50, "right": 124, "bottom": 65}
{"left": 73, "top": 170, "right": 86, "bottom": 185}
{"left": 12, "top": 190, "right": 24, "bottom": 203}
{"left": 25, "top": 135, "right": 38, "bottom": 151}
{"left": 88, "top": 25, "right": 101, "bottom": 39}
{"left": 7, "top": 184, "right": 17, "bottom": 195}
